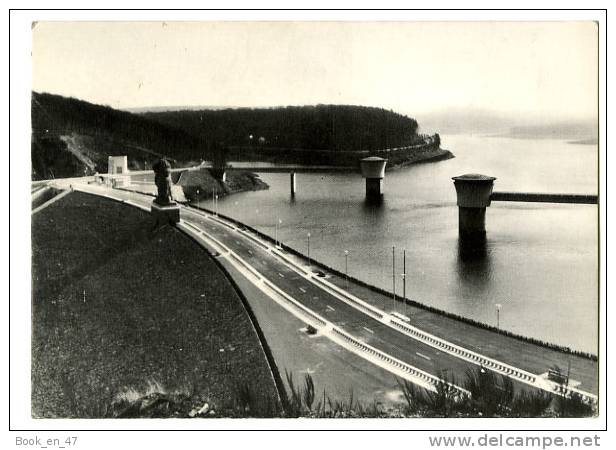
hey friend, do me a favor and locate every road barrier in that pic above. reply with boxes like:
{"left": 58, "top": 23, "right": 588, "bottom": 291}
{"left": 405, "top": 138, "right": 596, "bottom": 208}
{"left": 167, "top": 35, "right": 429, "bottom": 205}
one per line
{"left": 177, "top": 212, "right": 468, "bottom": 394}
{"left": 329, "top": 328, "right": 468, "bottom": 396}
{"left": 73, "top": 186, "right": 598, "bottom": 405}
{"left": 197, "top": 205, "right": 597, "bottom": 404}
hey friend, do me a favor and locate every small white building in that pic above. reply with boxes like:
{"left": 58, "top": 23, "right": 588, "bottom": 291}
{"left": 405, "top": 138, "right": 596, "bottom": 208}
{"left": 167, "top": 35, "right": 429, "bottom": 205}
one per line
{"left": 108, "top": 156, "right": 128, "bottom": 174}
{"left": 107, "top": 156, "right": 129, "bottom": 187}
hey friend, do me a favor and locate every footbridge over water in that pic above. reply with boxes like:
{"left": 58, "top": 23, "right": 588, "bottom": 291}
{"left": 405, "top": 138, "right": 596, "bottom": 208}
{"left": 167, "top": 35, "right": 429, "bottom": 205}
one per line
{"left": 452, "top": 174, "right": 599, "bottom": 236}
{"left": 197, "top": 159, "right": 388, "bottom": 200}
{"left": 97, "top": 157, "right": 389, "bottom": 200}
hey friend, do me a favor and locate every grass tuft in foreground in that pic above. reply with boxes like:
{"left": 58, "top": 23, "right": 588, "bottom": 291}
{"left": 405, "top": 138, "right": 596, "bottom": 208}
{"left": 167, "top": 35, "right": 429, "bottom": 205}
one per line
{"left": 396, "top": 367, "right": 595, "bottom": 418}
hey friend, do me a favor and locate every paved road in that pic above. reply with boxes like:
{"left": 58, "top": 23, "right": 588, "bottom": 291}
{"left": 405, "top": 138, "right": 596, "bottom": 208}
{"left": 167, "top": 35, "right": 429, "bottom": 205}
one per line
{"left": 219, "top": 259, "right": 408, "bottom": 407}
{"left": 176, "top": 206, "right": 557, "bottom": 397}
{"left": 182, "top": 210, "right": 478, "bottom": 377}
{"left": 69, "top": 183, "right": 598, "bottom": 401}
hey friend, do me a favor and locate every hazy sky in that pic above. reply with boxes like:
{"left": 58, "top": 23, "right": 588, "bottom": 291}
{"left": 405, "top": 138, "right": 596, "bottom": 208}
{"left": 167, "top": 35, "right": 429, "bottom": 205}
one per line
{"left": 32, "top": 21, "right": 598, "bottom": 120}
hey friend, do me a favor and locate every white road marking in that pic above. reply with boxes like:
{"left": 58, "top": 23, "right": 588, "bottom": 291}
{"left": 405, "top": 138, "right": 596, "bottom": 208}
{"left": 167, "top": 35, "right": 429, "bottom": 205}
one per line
{"left": 326, "top": 305, "right": 335, "bottom": 311}
{"left": 278, "top": 272, "right": 285, "bottom": 278}
{"left": 299, "top": 287, "right": 307, "bottom": 293}
{"left": 416, "top": 352, "right": 432, "bottom": 361}
{"left": 363, "top": 326, "right": 374, "bottom": 334}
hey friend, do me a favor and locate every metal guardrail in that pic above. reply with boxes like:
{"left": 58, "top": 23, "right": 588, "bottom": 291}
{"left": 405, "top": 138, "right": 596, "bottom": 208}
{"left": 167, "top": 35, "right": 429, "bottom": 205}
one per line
{"left": 389, "top": 320, "right": 536, "bottom": 384}
{"left": 307, "top": 273, "right": 385, "bottom": 320}
{"left": 202, "top": 208, "right": 598, "bottom": 404}
{"left": 178, "top": 210, "right": 465, "bottom": 394}
{"left": 182, "top": 216, "right": 328, "bottom": 329}
{"left": 262, "top": 235, "right": 548, "bottom": 391}
{"left": 330, "top": 329, "right": 468, "bottom": 396}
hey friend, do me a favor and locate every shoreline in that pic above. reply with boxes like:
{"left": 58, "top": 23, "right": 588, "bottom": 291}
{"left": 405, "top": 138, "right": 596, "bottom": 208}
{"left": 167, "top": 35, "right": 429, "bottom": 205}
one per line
{"left": 387, "top": 148, "right": 455, "bottom": 170}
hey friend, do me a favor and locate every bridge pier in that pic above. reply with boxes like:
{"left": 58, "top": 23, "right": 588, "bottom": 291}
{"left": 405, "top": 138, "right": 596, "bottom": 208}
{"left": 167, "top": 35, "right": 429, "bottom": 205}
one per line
{"left": 452, "top": 174, "right": 496, "bottom": 236}
{"left": 290, "top": 172, "right": 296, "bottom": 196}
{"left": 360, "top": 157, "right": 388, "bottom": 201}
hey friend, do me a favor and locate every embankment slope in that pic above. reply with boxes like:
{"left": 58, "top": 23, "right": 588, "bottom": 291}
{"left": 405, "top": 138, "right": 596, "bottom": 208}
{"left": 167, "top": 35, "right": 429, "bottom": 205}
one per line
{"left": 31, "top": 192, "right": 279, "bottom": 417}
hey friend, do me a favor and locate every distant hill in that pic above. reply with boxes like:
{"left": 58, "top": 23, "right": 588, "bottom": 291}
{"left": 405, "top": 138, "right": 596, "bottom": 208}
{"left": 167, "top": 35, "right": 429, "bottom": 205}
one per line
{"left": 506, "top": 122, "right": 598, "bottom": 141}
{"left": 416, "top": 108, "right": 598, "bottom": 141}
{"left": 416, "top": 109, "right": 513, "bottom": 135}
{"left": 31, "top": 92, "right": 206, "bottom": 180}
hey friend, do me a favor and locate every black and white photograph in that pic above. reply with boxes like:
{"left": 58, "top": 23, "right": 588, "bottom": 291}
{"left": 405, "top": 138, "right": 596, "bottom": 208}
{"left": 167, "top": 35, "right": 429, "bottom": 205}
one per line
{"left": 8, "top": 7, "right": 608, "bottom": 441}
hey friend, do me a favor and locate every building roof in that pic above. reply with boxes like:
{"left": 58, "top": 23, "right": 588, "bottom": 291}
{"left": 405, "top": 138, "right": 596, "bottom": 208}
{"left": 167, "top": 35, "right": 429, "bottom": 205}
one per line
{"left": 452, "top": 173, "right": 497, "bottom": 181}
{"left": 360, "top": 156, "right": 387, "bottom": 162}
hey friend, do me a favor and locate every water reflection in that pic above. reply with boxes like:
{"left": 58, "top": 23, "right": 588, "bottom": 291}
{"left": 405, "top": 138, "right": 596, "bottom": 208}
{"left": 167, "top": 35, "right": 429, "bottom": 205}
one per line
{"left": 360, "top": 196, "right": 388, "bottom": 228}
{"left": 458, "top": 233, "right": 488, "bottom": 262}
{"left": 363, "top": 195, "right": 384, "bottom": 207}
{"left": 455, "top": 233, "right": 493, "bottom": 296}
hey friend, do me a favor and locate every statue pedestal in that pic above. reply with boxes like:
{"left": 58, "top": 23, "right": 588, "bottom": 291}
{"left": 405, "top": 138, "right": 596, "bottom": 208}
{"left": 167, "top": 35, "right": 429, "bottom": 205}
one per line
{"left": 151, "top": 201, "right": 180, "bottom": 226}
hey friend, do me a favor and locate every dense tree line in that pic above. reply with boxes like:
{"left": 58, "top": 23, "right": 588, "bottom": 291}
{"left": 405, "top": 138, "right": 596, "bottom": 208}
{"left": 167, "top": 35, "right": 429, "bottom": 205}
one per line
{"left": 143, "top": 105, "right": 420, "bottom": 152}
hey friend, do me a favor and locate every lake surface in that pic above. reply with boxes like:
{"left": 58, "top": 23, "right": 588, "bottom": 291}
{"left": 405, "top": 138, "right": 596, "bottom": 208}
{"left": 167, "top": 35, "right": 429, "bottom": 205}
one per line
{"left": 195, "top": 135, "right": 599, "bottom": 353}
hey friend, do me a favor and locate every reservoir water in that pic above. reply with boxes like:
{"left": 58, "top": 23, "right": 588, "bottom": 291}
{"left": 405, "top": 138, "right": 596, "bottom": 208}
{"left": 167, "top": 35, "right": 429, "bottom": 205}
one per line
{"left": 196, "top": 135, "right": 599, "bottom": 354}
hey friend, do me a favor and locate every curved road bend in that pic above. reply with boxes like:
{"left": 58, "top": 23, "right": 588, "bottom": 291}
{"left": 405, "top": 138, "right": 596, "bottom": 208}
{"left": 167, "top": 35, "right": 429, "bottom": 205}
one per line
{"left": 72, "top": 184, "right": 597, "bottom": 400}
{"left": 177, "top": 207, "right": 560, "bottom": 398}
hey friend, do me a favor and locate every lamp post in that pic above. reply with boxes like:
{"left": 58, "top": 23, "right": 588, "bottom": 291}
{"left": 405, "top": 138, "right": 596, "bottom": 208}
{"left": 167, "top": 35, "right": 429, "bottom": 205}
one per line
{"left": 392, "top": 245, "right": 396, "bottom": 312}
{"left": 402, "top": 248, "right": 406, "bottom": 316}
{"left": 344, "top": 250, "right": 349, "bottom": 289}
{"left": 307, "top": 232, "right": 311, "bottom": 269}
{"left": 495, "top": 303, "right": 502, "bottom": 329}
{"left": 275, "top": 218, "right": 282, "bottom": 248}
{"left": 215, "top": 194, "right": 218, "bottom": 216}
{"left": 279, "top": 218, "right": 283, "bottom": 247}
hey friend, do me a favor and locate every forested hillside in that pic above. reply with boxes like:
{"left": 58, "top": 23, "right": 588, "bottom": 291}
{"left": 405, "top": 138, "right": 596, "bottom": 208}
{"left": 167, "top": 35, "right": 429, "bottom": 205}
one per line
{"left": 143, "top": 105, "right": 421, "bottom": 152}
{"left": 31, "top": 92, "right": 206, "bottom": 180}
{"left": 31, "top": 92, "right": 440, "bottom": 180}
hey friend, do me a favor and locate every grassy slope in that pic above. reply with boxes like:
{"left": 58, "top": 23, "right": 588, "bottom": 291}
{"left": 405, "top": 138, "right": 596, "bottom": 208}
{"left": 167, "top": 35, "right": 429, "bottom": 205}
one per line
{"left": 31, "top": 192, "right": 278, "bottom": 418}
